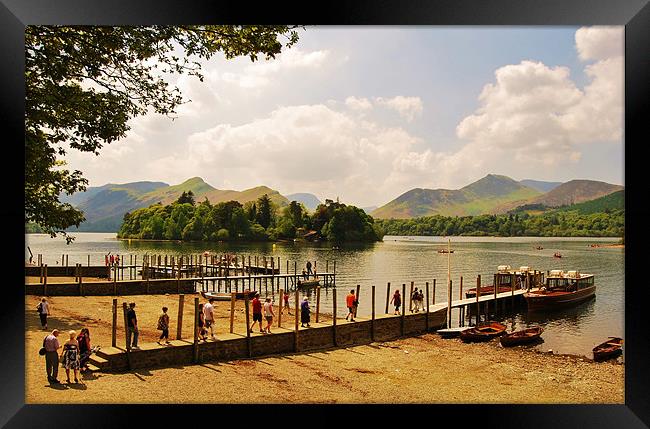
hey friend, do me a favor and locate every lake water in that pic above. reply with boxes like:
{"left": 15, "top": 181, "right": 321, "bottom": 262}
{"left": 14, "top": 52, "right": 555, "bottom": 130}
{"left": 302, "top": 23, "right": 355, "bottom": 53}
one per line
{"left": 25, "top": 233, "right": 624, "bottom": 359}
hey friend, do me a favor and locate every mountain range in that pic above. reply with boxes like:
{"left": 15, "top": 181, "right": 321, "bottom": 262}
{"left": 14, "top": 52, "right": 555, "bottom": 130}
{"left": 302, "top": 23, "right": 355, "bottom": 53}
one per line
{"left": 369, "top": 175, "right": 623, "bottom": 219}
{"left": 59, "top": 175, "right": 623, "bottom": 232}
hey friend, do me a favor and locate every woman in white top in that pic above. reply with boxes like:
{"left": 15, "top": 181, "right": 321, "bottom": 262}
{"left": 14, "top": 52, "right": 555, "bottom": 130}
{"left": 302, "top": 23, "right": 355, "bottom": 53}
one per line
{"left": 263, "top": 298, "right": 275, "bottom": 334}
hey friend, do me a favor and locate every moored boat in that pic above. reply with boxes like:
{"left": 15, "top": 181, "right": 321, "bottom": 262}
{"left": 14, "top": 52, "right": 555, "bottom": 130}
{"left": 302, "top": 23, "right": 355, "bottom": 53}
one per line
{"left": 460, "top": 321, "right": 507, "bottom": 342}
{"left": 438, "top": 249, "right": 454, "bottom": 254}
{"left": 465, "top": 265, "right": 544, "bottom": 298}
{"left": 499, "top": 326, "right": 544, "bottom": 346}
{"left": 592, "top": 337, "right": 623, "bottom": 361}
{"left": 524, "top": 270, "right": 595, "bottom": 311}
{"left": 297, "top": 279, "right": 321, "bottom": 288}
{"left": 437, "top": 327, "right": 471, "bottom": 338}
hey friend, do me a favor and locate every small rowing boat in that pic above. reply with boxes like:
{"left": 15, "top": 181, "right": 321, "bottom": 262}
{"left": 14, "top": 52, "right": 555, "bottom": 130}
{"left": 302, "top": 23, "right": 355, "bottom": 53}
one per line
{"left": 592, "top": 337, "right": 623, "bottom": 361}
{"left": 438, "top": 249, "right": 454, "bottom": 253}
{"left": 437, "top": 327, "right": 471, "bottom": 338}
{"left": 499, "top": 326, "right": 544, "bottom": 346}
{"left": 201, "top": 290, "right": 257, "bottom": 301}
{"left": 460, "top": 321, "right": 507, "bottom": 342}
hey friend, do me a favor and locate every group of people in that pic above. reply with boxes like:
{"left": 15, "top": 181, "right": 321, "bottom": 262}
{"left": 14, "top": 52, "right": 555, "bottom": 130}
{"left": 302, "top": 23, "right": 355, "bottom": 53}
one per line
{"left": 410, "top": 287, "right": 426, "bottom": 312}
{"left": 42, "top": 327, "right": 98, "bottom": 384}
{"left": 248, "top": 292, "right": 312, "bottom": 332}
{"left": 104, "top": 253, "right": 120, "bottom": 267}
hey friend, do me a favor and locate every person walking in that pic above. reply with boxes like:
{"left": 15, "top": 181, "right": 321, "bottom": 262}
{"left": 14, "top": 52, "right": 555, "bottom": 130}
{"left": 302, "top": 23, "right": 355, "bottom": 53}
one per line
{"left": 300, "top": 297, "right": 311, "bottom": 327}
{"left": 61, "top": 330, "right": 80, "bottom": 384}
{"left": 37, "top": 297, "right": 50, "bottom": 330}
{"left": 126, "top": 302, "right": 139, "bottom": 349}
{"left": 283, "top": 291, "right": 291, "bottom": 315}
{"left": 198, "top": 303, "right": 208, "bottom": 341}
{"left": 43, "top": 329, "right": 61, "bottom": 384}
{"left": 306, "top": 261, "right": 313, "bottom": 277}
{"left": 157, "top": 306, "right": 171, "bottom": 345}
{"left": 249, "top": 293, "right": 264, "bottom": 333}
{"left": 76, "top": 328, "right": 92, "bottom": 373}
{"left": 412, "top": 287, "right": 420, "bottom": 312}
{"left": 203, "top": 298, "right": 216, "bottom": 339}
{"left": 345, "top": 289, "right": 356, "bottom": 322}
{"left": 390, "top": 290, "right": 402, "bottom": 315}
{"left": 263, "top": 298, "right": 275, "bottom": 334}
{"left": 418, "top": 289, "right": 426, "bottom": 312}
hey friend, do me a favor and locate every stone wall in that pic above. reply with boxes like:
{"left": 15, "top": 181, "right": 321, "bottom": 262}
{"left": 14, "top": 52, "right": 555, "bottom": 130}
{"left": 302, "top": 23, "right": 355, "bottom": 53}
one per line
{"left": 103, "top": 308, "right": 448, "bottom": 371}
{"left": 25, "top": 279, "right": 196, "bottom": 296}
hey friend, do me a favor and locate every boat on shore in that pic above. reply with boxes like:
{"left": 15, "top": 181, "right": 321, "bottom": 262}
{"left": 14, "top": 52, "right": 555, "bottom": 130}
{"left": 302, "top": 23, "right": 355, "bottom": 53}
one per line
{"left": 437, "top": 327, "right": 471, "bottom": 338}
{"left": 499, "top": 326, "right": 544, "bottom": 346}
{"left": 460, "top": 321, "right": 507, "bottom": 342}
{"left": 593, "top": 337, "right": 623, "bottom": 361}
{"left": 523, "top": 270, "right": 595, "bottom": 311}
{"left": 201, "top": 290, "right": 257, "bottom": 301}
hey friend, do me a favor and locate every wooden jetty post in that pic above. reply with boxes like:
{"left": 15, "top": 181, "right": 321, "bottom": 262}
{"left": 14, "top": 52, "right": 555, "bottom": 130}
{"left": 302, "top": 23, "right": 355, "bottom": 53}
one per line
{"left": 316, "top": 286, "right": 321, "bottom": 323}
{"left": 113, "top": 264, "right": 117, "bottom": 295}
{"left": 78, "top": 264, "right": 83, "bottom": 296}
{"left": 425, "top": 282, "right": 430, "bottom": 331}
{"left": 401, "top": 283, "right": 406, "bottom": 335}
{"left": 494, "top": 273, "right": 498, "bottom": 317}
{"left": 176, "top": 294, "right": 184, "bottom": 340}
{"left": 409, "top": 281, "right": 414, "bottom": 312}
{"left": 354, "top": 284, "right": 361, "bottom": 318}
{"left": 193, "top": 297, "right": 199, "bottom": 363}
{"left": 332, "top": 286, "right": 338, "bottom": 346}
{"left": 447, "top": 279, "right": 452, "bottom": 328}
{"left": 333, "top": 261, "right": 336, "bottom": 287}
{"left": 230, "top": 292, "right": 236, "bottom": 333}
{"left": 88, "top": 254, "right": 90, "bottom": 267}
{"left": 476, "top": 275, "right": 481, "bottom": 326}
{"left": 511, "top": 272, "right": 515, "bottom": 311}
{"left": 294, "top": 288, "right": 299, "bottom": 352}
{"left": 111, "top": 299, "right": 117, "bottom": 347}
{"left": 385, "top": 282, "right": 390, "bottom": 314}
{"left": 244, "top": 294, "right": 252, "bottom": 357}
{"left": 122, "top": 302, "right": 132, "bottom": 370}
{"left": 294, "top": 261, "right": 297, "bottom": 291}
{"left": 432, "top": 279, "right": 436, "bottom": 304}
{"left": 459, "top": 276, "right": 463, "bottom": 326}
{"left": 278, "top": 288, "right": 283, "bottom": 328}
{"left": 371, "top": 285, "right": 376, "bottom": 341}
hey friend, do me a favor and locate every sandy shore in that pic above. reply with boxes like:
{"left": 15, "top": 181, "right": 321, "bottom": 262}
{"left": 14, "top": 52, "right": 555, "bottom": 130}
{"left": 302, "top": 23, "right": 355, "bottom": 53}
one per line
{"left": 25, "top": 294, "right": 624, "bottom": 404}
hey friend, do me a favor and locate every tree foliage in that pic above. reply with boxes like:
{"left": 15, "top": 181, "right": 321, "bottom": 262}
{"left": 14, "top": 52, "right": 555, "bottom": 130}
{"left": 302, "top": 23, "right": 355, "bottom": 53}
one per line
{"left": 25, "top": 25, "right": 301, "bottom": 242}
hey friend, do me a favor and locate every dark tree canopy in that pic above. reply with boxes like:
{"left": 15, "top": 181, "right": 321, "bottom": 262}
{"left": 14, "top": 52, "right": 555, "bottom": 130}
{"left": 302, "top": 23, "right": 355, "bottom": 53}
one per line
{"left": 25, "top": 25, "right": 300, "bottom": 242}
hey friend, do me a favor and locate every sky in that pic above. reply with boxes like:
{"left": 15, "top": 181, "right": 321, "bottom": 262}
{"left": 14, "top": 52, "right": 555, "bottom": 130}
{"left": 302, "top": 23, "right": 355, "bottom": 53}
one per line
{"left": 63, "top": 26, "right": 624, "bottom": 208}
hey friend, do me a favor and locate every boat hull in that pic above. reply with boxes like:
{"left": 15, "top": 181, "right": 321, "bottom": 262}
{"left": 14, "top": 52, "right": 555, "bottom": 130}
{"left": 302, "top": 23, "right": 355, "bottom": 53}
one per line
{"left": 593, "top": 337, "right": 623, "bottom": 361}
{"left": 524, "top": 285, "right": 596, "bottom": 311}
{"left": 201, "top": 291, "right": 256, "bottom": 301}
{"left": 466, "top": 285, "right": 512, "bottom": 298}
{"left": 460, "top": 322, "right": 507, "bottom": 342}
{"left": 499, "top": 327, "right": 544, "bottom": 346}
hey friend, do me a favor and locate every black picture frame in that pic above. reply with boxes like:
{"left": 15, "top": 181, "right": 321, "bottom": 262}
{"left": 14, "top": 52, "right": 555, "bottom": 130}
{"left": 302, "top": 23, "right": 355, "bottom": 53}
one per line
{"left": 4, "top": 0, "right": 648, "bottom": 426}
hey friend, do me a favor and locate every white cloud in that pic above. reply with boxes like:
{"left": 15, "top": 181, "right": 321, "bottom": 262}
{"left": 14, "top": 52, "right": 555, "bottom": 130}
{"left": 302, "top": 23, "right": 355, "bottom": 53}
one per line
{"left": 375, "top": 96, "right": 423, "bottom": 122}
{"left": 453, "top": 26, "right": 622, "bottom": 174}
{"left": 575, "top": 26, "right": 624, "bottom": 61}
{"left": 345, "top": 96, "right": 373, "bottom": 111}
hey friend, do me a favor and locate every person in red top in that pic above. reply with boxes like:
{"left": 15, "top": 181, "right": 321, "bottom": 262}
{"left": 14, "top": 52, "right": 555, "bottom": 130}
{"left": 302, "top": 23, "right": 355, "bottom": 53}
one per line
{"left": 345, "top": 289, "right": 357, "bottom": 322}
{"left": 249, "top": 293, "right": 264, "bottom": 333}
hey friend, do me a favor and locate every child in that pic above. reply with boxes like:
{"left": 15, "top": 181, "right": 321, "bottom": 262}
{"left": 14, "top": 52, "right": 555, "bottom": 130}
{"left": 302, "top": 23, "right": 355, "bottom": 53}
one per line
{"left": 157, "top": 306, "right": 170, "bottom": 345}
{"left": 390, "top": 290, "right": 401, "bottom": 315}
{"left": 283, "top": 291, "right": 291, "bottom": 315}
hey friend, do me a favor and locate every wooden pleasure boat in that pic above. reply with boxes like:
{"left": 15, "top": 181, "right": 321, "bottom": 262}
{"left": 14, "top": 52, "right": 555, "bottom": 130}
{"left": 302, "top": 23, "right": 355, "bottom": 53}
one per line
{"left": 523, "top": 270, "right": 595, "bottom": 311}
{"left": 592, "top": 337, "right": 623, "bottom": 361}
{"left": 499, "top": 326, "right": 544, "bottom": 346}
{"left": 460, "top": 321, "right": 507, "bottom": 342}
{"left": 438, "top": 249, "right": 454, "bottom": 254}
{"left": 465, "top": 265, "right": 544, "bottom": 298}
{"left": 297, "top": 279, "right": 321, "bottom": 288}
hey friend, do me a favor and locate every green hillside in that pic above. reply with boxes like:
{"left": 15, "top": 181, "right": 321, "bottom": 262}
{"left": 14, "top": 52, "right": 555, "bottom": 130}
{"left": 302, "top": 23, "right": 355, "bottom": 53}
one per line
{"left": 554, "top": 190, "right": 624, "bottom": 214}
{"left": 371, "top": 174, "right": 541, "bottom": 219}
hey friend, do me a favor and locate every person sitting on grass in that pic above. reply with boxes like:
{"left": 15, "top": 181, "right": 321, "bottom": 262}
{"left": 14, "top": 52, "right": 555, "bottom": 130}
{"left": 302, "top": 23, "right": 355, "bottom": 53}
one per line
{"left": 249, "top": 293, "right": 264, "bottom": 333}
{"left": 157, "top": 306, "right": 171, "bottom": 345}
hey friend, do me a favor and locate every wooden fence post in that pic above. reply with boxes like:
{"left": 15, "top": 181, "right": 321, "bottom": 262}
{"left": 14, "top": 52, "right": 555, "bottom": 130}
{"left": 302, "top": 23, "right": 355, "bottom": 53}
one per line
{"left": 111, "top": 299, "right": 117, "bottom": 347}
{"left": 43, "top": 265, "right": 48, "bottom": 297}
{"left": 78, "top": 264, "right": 84, "bottom": 296}
{"left": 294, "top": 288, "right": 299, "bottom": 352}
{"left": 476, "top": 275, "right": 481, "bottom": 326}
{"left": 409, "top": 281, "right": 414, "bottom": 313}
{"left": 230, "top": 293, "right": 236, "bottom": 333}
{"left": 371, "top": 285, "right": 376, "bottom": 341}
{"left": 401, "top": 283, "right": 406, "bottom": 335}
{"left": 425, "top": 282, "right": 430, "bottom": 331}
{"left": 278, "top": 288, "right": 283, "bottom": 328}
{"left": 432, "top": 279, "right": 436, "bottom": 304}
{"left": 354, "top": 284, "right": 361, "bottom": 318}
{"left": 245, "top": 294, "right": 252, "bottom": 357}
{"left": 193, "top": 297, "right": 199, "bottom": 363}
{"left": 385, "top": 282, "right": 390, "bottom": 314}
{"left": 332, "top": 286, "right": 337, "bottom": 346}
{"left": 176, "top": 294, "right": 184, "bottom": 340}
{"left": 316, "top": 286, "right": 321, "bottom": 323}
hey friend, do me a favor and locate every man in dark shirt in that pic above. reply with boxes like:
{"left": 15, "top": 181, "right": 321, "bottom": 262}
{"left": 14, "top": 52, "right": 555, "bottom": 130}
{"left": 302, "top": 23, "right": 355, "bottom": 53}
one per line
{"left": 126, "top": 302, "right": 139, "bottom": 349}
{"left": 306, "top": 261, "right": 313, "bottom": 277}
